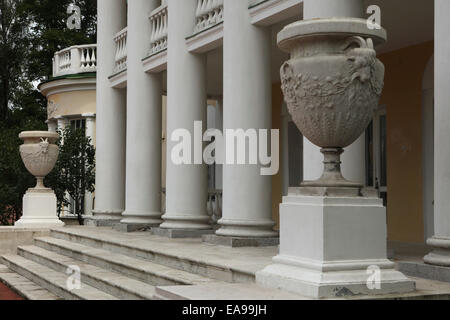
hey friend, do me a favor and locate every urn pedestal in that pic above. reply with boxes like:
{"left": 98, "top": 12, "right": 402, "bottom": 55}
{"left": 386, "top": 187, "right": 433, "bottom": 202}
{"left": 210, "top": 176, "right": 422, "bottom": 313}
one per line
{"left": 256, "top": 18, "right": 415, "bottom": 298}
{"left": 15, "top": 131, "right": 64, "bottom": 228}
{"left": 256, "top": 188, "right": 415, "bottom": 298}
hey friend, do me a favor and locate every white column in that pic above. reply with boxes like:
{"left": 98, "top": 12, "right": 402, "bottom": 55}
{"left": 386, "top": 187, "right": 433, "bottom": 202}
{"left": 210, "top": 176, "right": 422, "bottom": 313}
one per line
{"left": 83, "top": 113, "right": 96, "bottom": 144}
{"left": 217, "top": 0, "right": 276, "bottom": 238}
{"left": 83, "top": 113, "right": 96, "bottom": 216}
{"left": 56, "top": 116, "right": 70, "bottom": 216}
{"left": 424, "top": 0, "right": 450, "bottom": 266}
{"left": 160, "top": 0, "right": 210, "bottom": 230}
{"left": 47, "top": 121, "right": 57, "bottom": 133}
{"left": 94, "top": 0, "right": 127, "bottom": 220}
{"left": 215, "top": 98, "right": 223, "bottom": 190}
{"left": 302, "top": 0, "right": 366, "bottom": 186}
{"left": 121, "top": 0, "right": 163, "bottom": 226}
{"left": 303, "top": 0, "right": 364, "bottom": 19}
{"left": 56, "top": 116, "right": 68, "bottom": 131}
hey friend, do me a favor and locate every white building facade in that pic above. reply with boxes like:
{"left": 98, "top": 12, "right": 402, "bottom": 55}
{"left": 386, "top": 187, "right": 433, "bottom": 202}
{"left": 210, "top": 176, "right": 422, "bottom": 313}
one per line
{"left": 89, "top": 0, "right": 450, "bottom": 291}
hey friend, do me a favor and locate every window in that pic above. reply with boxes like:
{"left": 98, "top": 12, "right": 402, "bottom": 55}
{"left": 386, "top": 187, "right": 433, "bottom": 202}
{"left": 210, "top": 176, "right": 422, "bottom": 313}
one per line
{"left": 70, "top": 119, "right": 86, "bottom": 134}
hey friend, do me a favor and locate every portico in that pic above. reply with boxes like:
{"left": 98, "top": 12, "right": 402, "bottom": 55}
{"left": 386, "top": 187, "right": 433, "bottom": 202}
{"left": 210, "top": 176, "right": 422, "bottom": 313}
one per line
{"left": 87, "top": 0, "right": 449, "bottom": 296}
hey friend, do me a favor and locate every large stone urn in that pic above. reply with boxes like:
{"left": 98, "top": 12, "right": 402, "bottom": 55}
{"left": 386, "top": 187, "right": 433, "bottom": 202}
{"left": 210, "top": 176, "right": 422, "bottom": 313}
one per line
{"left": 15, "top": 131, "right": 64, "bottom": 228}
{"left": 279, "top": 18, "right": 385, "bottom": 188}
{"left": 256, "top": 18, "right": 415, "bottom": 298}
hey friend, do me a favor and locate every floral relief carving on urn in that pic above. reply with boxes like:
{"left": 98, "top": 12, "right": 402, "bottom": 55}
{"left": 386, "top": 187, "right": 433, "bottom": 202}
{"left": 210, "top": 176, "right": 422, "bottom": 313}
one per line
{"left": 278, "top": 18, "right": 387, "bottom": 188}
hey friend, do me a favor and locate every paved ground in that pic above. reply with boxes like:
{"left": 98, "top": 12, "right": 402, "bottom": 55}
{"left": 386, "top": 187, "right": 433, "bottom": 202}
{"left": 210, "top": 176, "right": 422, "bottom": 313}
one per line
{"left": 0, "top": 282, "right": 23, "bottom": 300}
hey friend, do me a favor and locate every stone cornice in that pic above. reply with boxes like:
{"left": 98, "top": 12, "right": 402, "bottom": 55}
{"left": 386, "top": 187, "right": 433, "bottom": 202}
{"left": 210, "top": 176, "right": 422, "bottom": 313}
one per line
{"left": 186, "top": 22, "right": 224, "bottom": 54}
{"left": 39, "top": 76, "right": 96, "bottom": 97}
{"left": 249, "top": 0, "right": 303, "bottom": 26}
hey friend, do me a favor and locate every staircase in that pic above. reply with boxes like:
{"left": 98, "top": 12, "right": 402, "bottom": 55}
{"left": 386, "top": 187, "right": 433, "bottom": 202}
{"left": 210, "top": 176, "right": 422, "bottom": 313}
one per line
{"left": 0, "top": 227, "right": 227, "bottom": 300}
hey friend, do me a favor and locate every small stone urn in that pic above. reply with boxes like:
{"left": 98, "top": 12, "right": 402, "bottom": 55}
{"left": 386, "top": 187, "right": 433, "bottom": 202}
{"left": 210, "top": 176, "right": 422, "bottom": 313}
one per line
{"left": 19, "top": 131, "right": 59, "bottom": 190}
{"left": 15, "top": 131, "right": 64, "bottom": 228}
{"left": 278, "top": 18, "right": 386, "bottom": 189}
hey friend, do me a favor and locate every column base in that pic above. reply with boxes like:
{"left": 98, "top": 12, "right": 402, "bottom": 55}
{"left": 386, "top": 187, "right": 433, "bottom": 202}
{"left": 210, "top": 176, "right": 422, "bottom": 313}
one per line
{"left": 86, "top": 209, "right": 123, "bottom": 227}
{"left": 256, "top": 187, "right": 415, "bottom": 298}
{"left": 15, "top": 189, "right": 64, "bottom": 229}
{"left": 216, "top": 219, "right": 277, "bottom": 238}
{"left": 202, "top": 234, "right": 279, "bottom": 247}
{"left": 120, "top": 211, "right": 162, "bottom": 225}
{"left": 151, "top": 227, "right": 215, "bottom": 239}
{"left": 424, "top": 237, "right": 450, "bottom": 267}
{"left": 116, "top": 212, "right": 162, "bottom": 232}
{"left": 160, "top": 212, "right": 212, "bottom": 230}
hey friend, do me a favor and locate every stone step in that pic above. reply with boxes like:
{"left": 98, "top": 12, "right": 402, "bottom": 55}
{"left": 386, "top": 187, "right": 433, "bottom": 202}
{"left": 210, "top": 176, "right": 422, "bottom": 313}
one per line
{"left": 17, "top": 245, "right": 156, "bottom": 300}
{"left": 35, "top": 236, "right": 217, "bottom": 286}
{"left": 0, "top": 254, "right": 117, "bottom": 300}
{"left": 50, "top": 228, "right": 256, "bottom": 283}
{"left": 0, "top": 264, "right": 60, "bottom": 300}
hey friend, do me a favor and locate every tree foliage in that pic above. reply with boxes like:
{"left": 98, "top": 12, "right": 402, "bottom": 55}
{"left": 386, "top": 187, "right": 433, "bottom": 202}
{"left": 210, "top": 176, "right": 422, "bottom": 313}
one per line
{"left": 0, "top": 0, "right": 33, "bottom": 121}
{"left": 0, "top": 0, "right": 97, "bottom": 225}
{"left": 46, "top": 127, "right": 96, "bottom": 225}
{"left": 22, "top": 0, "right": 97, "bottom": 81}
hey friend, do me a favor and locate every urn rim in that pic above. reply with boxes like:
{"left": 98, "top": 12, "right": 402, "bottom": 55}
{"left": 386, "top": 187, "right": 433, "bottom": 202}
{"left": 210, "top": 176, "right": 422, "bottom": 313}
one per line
{"left": 278, "top": 17, "right": 387, "bottom": 52}
{"left": 19, "top": 131, "right": 59, "bottom": 142}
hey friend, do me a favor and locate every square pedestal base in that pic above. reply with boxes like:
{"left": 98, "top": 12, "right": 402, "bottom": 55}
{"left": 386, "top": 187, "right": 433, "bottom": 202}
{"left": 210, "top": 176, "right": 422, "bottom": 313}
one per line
{"left": 202, "top": 234, "right": 279, "bottom": 247}
{"left": 15, "top": 190, "right": 64, "bottom": 228}
{"left": 257, "top": 260, "right": 415, "bottom": 298}
{"left": 151, "top": 227, "right": 215, "bottom": 239}
{"left": 256, "top": 189, "right": 415, "bottom": 298}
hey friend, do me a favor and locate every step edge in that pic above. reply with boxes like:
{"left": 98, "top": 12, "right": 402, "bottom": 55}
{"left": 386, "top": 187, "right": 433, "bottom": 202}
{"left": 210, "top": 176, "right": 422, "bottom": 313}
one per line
{"left": 35, "top": 237, "right": 216, "bottom": 285}
{"left": 1, "top": 254, "right": 117, "bottom": 300}
{"left": 17, "top": 246, "right": 155, "bottom": 300}
{"left": 49, "top": 229, "right": 255, "bottom": 281}
{"left": 0, "top": 265, "right": 61, "bottom": 300}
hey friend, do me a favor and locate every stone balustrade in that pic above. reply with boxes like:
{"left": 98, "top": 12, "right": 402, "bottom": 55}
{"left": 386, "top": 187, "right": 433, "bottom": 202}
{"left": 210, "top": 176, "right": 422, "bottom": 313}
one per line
{"left": 113, "top": 27, "right": 128, "bottom": 73}
{"left": 52, "top": 45, "right": 97, "bottom": 77}
{"left": 149, "top": 2, "right": 168, "bottom": 56}
{"left": 194, "top": 0, "right": 224, "bottom": 33}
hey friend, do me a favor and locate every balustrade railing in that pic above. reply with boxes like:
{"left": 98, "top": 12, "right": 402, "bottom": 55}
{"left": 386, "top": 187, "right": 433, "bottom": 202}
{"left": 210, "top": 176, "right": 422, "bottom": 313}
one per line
{"left": 113, "top": 27, "right": 128, "bottom": 73}
{"left": 52, "top": 45, "right": 97, "bottom": 77}
{"left": 149, "top": 3, "right": 169, "bottom": 56}
{"left": 194, "top": 0, "right": 224, "bottom": 33}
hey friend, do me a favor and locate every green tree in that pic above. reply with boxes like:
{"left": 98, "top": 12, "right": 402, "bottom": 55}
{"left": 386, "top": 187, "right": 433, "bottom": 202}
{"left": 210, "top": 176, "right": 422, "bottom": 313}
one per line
{"left": 46, "top": 127, "right": 96, "bottom": 225}
{"left": 0, "top": 0, "right": 32, "bottom": 121}
{"left": 22, "top": 0, "right": 97, "bottom": 81}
